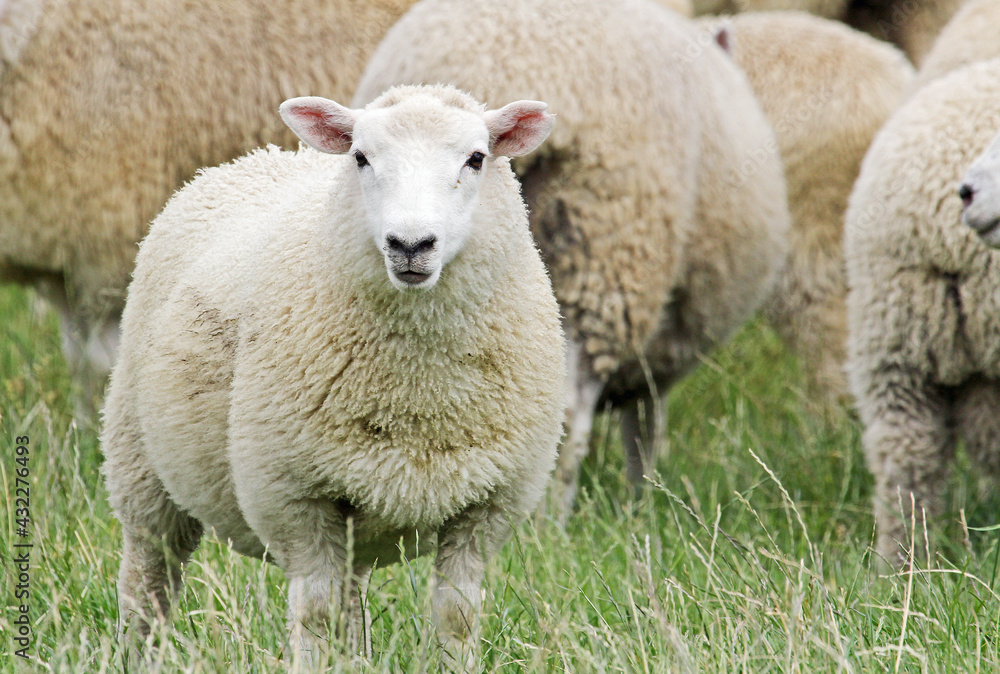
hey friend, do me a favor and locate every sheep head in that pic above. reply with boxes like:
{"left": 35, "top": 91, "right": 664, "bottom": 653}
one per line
{"left": 279, "top": 87, "right": 554, "bottom": 290}
{"left": 960, "top": 129, "right": 1000, "bottom": 248}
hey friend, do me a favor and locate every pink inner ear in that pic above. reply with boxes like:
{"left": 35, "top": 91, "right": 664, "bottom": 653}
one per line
{"left": 487, "top": 103, "right": 555, "bottom": 157}
{"left": 298, "top": 109, "right": 352, "bottom": 151}
{"left": 714, "top": 25, "right": 731, "bottom": 54}
{"left": 280, "top": 97, "right": 356, "bottom": 154}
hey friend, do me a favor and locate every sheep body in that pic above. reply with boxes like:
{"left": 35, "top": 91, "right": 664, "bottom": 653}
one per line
{"left": 712, "top": 11, "right": 914, "bottom": 408}
{"left": 354, "top": 0, "right": 790, "bottom": 512}
{"left": 101, "top": 85, "right": 566, "bottom": 665}
{"left": 844, "top": 58, "right": 1000, "bottom": 564}
{"left": 911, "top": 0, "right": 1000, "bottom": 91}
{"left": 0, "top": 0, "right": 414, "bottom": 407}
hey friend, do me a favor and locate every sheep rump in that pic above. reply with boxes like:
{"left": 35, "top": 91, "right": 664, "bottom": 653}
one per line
{"left": 845, "top": 58, "right": 1000, "bottom": 564}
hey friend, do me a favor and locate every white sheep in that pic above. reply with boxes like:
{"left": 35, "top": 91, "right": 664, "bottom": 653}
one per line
{"left": 844, "top": 58, "right": 1000, "bottom": 565}
{"left": 0, "top": 0, "right": 415, "bottom": 412}
{"left": 700, "top": 12, "right": 914, "bottom": 409}
{"left": 910, "top": 0, "right": 1000, "bottom": 91}
{"left": 100, "top": 84, "right": 566, "bottom": 669}
{"left": 961, "top": 128, "right": 1000, "bottom": 245}
{"left": 353, "top": 0, "right": 791, "bottom": 516}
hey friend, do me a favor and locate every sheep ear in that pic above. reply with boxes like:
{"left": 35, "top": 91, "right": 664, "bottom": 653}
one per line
{"left": 279, "top": 96, "right": 358, "bottom": 154}
{"left": 484, "top": 101, "right": 555, "bottom": 157}
{"left": 713, "top": 20, "right": 734, "bottom": 56}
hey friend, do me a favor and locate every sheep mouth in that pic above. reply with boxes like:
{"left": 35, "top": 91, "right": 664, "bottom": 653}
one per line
{"left": 393, "top": 270, "right": 432, "bottom": 285}
{"left": 968, "top": 214, "right": 1000, "bottom": 240}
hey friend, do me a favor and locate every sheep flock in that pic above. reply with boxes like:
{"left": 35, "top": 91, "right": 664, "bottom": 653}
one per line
{"left": 4, "top": 0, "right": 1000, "bottom": 667}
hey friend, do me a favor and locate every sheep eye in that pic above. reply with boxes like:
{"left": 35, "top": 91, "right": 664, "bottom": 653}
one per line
{"left": 355, "top": 151, "right": 368, "bottom": 168}
{"left": 466, "top": 151, "right": 485, "bottom": 171}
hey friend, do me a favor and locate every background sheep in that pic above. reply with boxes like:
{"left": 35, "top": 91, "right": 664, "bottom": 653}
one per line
{"left": 705, "top": 12, "right": 914, "bottom": 410}
{"left": 689, "top": 0, "right": 962, "bottom": 65}
{"left": 910, "top": 0, "right": 1000, "bottom": 91}
{"left": 101, "top": 84, "right": 565, "bottom": 668}
{"left": 844, "top": 0, "right": 963, "bottom": 65}
{"left": 0, "top": 0, "right": 414, "bottom": 412}
{"left": 961, "top": 128, "right": 1000, "bottom": 245}
{"left": 354, "top": 0, "right": 791, "bottom": 515}
{"left": 844, "top": 58, "right": 1000, "bottom": 565}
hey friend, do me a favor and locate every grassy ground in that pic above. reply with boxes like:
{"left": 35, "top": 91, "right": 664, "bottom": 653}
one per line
{"left": 1, "top": 282, "right": 998, "bottom": 672}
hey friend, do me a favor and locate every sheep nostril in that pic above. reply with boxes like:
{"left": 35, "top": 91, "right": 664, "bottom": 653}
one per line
{"left": 413, "top": 236, "right": 437, "bottom": 256}
{"left": 959, "top": 183, "right": 975, "bottom": 208}
{"left": 386, "top": 235, "right": 406, "bottom": 256}
{"left": 386, "top": 235, "right": 437, "bottom": 259}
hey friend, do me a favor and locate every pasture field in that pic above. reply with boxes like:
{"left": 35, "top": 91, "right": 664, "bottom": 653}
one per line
{"left": 1, "top": 282, "right": 998, "bottom": 672}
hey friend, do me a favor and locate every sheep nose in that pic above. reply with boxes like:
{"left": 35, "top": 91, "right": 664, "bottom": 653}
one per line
{"left": 386, "top": 235, "right": 437, "bottom": 260}
{"left": 959, "top": 183, "right": 975, "bottom": 207}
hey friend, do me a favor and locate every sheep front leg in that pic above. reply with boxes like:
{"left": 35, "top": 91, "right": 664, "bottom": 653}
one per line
{"left": 434, "top": 507, "right": 511, "bottom": 671}
{"left": 286, "top": 562, "right": 370, "bottom": 669}
{"left": 246, "top": 498, "right": 365, "bottom": 669}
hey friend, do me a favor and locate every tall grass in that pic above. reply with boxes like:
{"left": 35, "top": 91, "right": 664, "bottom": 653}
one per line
{"left": 2, "top": 282, "right": 998, "bottom": 672}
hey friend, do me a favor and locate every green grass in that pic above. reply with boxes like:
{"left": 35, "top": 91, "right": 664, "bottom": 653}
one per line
{"left": 2, "top": 282, "right": 999, "bottom": 672}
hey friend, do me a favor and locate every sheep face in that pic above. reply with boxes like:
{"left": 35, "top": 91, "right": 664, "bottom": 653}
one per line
{"left": 280, "top": 92, "right": 554, "bottom": 290}
{"left": 961, "top": 129, "right": 1000, "bottom": 247}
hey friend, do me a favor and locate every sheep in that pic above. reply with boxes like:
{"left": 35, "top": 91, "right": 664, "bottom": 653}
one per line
{"left": 688, "top": 0, "right": 962, "bottom": 65}
{"left": 353, "top": 0, "right": 791, "bottom": 516}
{"left": 961, "top": 128, "right": 1000, "bottom": 246}
{"left": 844, "top": 58, "right": 1000, "bottom": 566}
{"left": 0, "top": 0, "right": 415, "bottom": 413}
{"left": 910, "top": 0, "right": 1000, "bottom": 92}
{"left": 700, "top": 11, "right": 914, "bottom": 410}
{"left": 844, "top": 0, "right": 964, "bottom": 65}
{"left": 100, "top": 84, "right": 566, "bottom": 668}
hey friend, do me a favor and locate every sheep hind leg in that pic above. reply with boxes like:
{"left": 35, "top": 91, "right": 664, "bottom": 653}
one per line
{"left": 32, "top": 278, "right": 120, "bottom": 421}
{"left": 116, "top": 510, "right": 202, "bottom": 664}
{"left": 548, "top": 340, "right": 604, "bottom": 524}
{"left": 620, "top": 391, "right": 665, "bottom": 492}
{"left": 863, "top": 370, "right": 954, "bottom": 568}
{"left": 955, "top": 378, "right": 1000, "bottom": 508}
